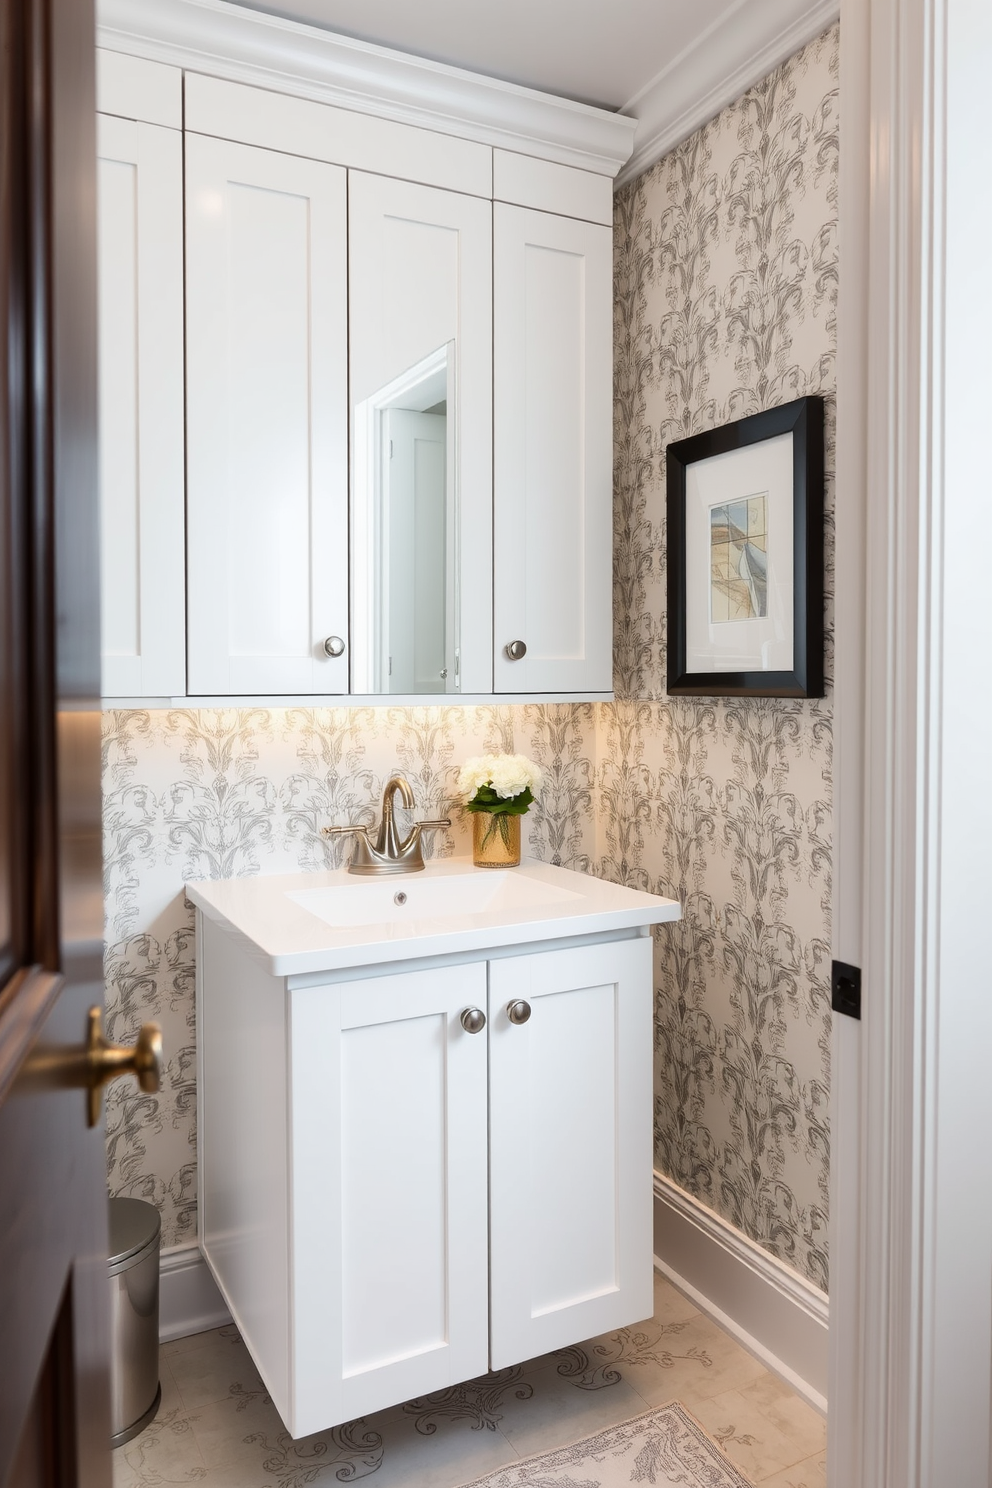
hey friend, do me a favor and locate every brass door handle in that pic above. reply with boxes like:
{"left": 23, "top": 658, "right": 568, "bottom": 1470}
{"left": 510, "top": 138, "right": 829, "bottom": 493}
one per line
{"left": 85, "top": 1006, "right": 162, "bottom": 1127}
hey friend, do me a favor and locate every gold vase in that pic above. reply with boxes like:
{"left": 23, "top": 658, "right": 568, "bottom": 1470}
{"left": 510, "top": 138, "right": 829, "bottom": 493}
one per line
{"left": 472, "top": 811, "right": 521, "bottom": 868}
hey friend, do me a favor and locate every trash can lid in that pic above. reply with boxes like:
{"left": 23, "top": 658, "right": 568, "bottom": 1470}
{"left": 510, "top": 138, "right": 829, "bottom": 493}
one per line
{"left": 108, "top": 1197, "right": 161, "bottom": 1269}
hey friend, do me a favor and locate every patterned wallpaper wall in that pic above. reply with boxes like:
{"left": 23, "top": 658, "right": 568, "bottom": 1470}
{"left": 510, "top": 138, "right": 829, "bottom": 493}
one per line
{"left": 103, "top": 27, "right": 837, "bottom": 1293}
{"left": 102, "top": 703, "right": 597, "bottom": 1248}
{"left": 609, "top": 27, "right": 838, "bottom": 1291}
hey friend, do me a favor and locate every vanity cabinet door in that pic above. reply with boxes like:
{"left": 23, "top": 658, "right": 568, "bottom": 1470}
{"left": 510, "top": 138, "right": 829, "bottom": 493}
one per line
{"left": 289, "top": 962, "right": 490, "bottom": 1435}
{"left": 493, "top": 205, "right": 613, "bottom": 694}
{"left": 488, "top": 937, "right": 654, "bottom": 1367}
{"left": 185, "top": 133, "right": 348, "bottom": 695}
{"left": 97, "top": 112, "right": 185, "bottom": 696}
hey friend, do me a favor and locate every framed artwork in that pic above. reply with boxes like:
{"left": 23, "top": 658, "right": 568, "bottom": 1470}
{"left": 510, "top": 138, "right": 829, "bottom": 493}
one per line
{"left": 666, "top": 396, "right": 824, "bottom": 698}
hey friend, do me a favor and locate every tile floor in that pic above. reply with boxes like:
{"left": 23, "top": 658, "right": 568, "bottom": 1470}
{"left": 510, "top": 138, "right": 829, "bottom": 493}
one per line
{"left": 113, "top": 1273, "right": 826, "bottom": 1488}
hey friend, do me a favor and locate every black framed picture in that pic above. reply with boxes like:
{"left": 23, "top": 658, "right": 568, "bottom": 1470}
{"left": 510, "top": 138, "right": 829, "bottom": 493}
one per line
{"left": 666, "top": 396, "right": 824, "bottom": 698}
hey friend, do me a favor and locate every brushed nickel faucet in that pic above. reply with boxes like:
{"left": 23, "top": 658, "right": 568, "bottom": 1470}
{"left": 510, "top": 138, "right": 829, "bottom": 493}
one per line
{"left": 322, "top": 775, "right": 450, "bottom": 875}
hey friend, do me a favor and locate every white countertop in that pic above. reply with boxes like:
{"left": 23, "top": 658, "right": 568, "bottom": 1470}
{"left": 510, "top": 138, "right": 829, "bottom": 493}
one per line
{"left": 187, "top": 857, "right": 682, "bottom": 976}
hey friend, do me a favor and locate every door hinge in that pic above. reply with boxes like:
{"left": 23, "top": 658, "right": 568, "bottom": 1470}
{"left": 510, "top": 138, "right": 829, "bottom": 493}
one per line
{"left": 831, "top": 960, "right": 861, "bottom": 1020}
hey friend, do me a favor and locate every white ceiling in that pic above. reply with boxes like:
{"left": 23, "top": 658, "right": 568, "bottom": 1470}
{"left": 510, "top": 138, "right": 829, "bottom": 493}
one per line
{"left": 235, "top": 0, "right": 743, "bottom": 112}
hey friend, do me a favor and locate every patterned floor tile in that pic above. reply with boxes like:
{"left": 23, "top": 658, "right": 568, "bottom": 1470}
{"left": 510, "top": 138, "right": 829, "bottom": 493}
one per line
{"left": 734, "top": 1373, "right": 826, "bottom": 1464}
{"left": 113, "top": 1406, "right": 207, "bottom": 1486}
{"left": 494, "top": 1359, "right": 649, "bottom": 1459}
{"left": 114, "top": 1274, "right": 824, "bottom": 1488}
{"left": 689, "top": 1386, "right": 821, "bottom": 1485}
{"left": 756, "top": 1450, "right": 827, "bottom": 1488}
{"left": 168, "top": 1327, "right": 265, "bottom": 1412}
{"left": 616, "top": 1313, "right": 769, "bottom": 1408}
{"left": 359, "top": 1403, "right": 518, "bottom": 1488}
{"left": 162, "top": 1326, "right": 228, "bottom": 1360}
{"left": 652, "top": 1273, "right": 702, "bottom": 1326}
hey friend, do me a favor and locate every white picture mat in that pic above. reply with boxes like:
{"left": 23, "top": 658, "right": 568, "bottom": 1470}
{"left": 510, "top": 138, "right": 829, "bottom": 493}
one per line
{"left": 684, "top": 432, "right": 795, "bottom": 674}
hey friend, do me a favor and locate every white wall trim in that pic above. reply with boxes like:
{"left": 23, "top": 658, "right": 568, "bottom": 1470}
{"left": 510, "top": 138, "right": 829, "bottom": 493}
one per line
{"left": 653, "top": 1172, "right": 828, "bottom": 1414}
{"left": 845, "top": 0, "right": 992, "bottom": 1482}
{"left": 159, "top": 1243, "right": 231, "bottom": 1342}
{"left": 826, "top": 0, "right": 868, "bottom": 1478}
{"left": 615, "top": 0, "right": 839, "bottom": 189}
{"left": 95, "top": 0, "right": 635, "bottom": 176}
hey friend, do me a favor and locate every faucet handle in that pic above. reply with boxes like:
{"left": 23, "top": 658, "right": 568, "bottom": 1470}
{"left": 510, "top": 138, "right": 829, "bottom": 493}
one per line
{"left": 322, "top": 823, "right": 363, "bottom": 837}
{"left": 415, "top": 818, "right": 451, "bottom": 832}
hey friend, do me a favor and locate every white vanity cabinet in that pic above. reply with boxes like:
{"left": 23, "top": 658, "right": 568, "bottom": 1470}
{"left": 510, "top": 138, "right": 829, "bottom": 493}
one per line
{"left": 96, "top": 64, "right": 185, "bottom": 697}
{"left": 184, "top": 133, "right": 349, "bottom": 695}
{"left": 196, "top": 908, "right": 655, "bottom": 1439}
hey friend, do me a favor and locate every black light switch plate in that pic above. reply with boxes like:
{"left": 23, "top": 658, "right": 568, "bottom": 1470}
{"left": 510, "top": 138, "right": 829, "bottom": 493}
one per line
{"left": 831, "top": 959, "right": 861, "bottom": 1020}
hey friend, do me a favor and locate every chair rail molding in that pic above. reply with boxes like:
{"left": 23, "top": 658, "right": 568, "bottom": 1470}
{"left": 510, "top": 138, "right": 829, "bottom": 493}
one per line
{"left": 615, "top": 0, "right": 839, "bottom": 188}
{"left": 95, "top": 0, "right": 636, "bottom": 176}
{"left": 832, "top": 0, "right": 992, "bottom": 1484}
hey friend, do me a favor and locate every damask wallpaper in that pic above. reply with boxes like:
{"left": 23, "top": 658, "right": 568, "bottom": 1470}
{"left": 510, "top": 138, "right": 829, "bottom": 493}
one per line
{"left": 102, "top": 703, "right": 598, "bottom": 1248}
{"left": 102, "top": 27, "right": 837, "bottom": 1294}
{"left": 610, "top": 27, "right": 838, "bottom": 1291}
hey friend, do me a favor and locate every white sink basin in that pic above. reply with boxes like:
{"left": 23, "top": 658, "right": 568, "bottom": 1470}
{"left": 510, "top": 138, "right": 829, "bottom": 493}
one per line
{"left": 288, "top": 869, "right": 582, "bottom": 928}
{"left": 186, "top": 858, "right": 681, "bottom": 976}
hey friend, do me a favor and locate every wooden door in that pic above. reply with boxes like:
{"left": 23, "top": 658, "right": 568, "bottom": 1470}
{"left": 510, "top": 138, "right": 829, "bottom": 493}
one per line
{"left": 290, "top": 964, "right": 490, "bottom": 1435}
{"left": 97, "top": 103, "right": 185, "bottom": 698}
{"left": 493, "top": 204, "right": 613, "bottom": 694}
{"left": 0, "top": 0, "right": 109, "bottom": 1481}
{"left": 488, "top": 938, "right": 654, "bottom": 1367}
{"left": 185, "top": 133, "right": 348, "bottom": 696}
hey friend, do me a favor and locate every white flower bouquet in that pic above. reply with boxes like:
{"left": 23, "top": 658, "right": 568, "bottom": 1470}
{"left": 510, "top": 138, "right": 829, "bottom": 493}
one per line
{"left": 457, "top": 751, "right": 542, "bottom": 865}
{"left": 456, "top": 753, "right": 543, "bottom": 820}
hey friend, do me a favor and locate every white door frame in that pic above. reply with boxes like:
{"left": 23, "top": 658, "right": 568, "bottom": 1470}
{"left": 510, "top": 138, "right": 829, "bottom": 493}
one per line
{"left": 831, "top": 1, "right": 992, "bottom": 1482}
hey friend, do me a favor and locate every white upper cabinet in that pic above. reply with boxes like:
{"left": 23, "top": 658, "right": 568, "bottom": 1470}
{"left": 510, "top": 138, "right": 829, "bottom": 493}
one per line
{"left": 97, "top": 105, "right": 185, "bottom": 697}
{"left": 184, "top": 133, "right": 348, "bottom": 695}
{"left": 348, "top": 173, "right": 493, "bottom": 696}
{"left": 96, "top": 12, "right": 628, "bottom": 700}
{"left": 493, "top": 205, "right": 614, "bottom": 694}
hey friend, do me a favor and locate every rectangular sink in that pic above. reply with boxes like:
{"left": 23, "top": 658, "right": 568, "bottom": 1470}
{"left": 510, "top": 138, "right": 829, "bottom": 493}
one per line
{"left": 186, "top": 857, "right": 681, "bottom": 976}
{"left": 287, "top": 870, "right": 582, "bottom": 929}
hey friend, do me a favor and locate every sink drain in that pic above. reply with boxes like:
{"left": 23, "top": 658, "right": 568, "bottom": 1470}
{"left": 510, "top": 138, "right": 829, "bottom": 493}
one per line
{"left": 393, "top": 891, "right": 408, "bottom": 906}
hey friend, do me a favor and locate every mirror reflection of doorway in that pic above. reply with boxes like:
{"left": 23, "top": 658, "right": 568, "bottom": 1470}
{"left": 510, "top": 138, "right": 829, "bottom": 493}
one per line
{"left": 352, "top": 341, "right": 457, "bottom": 695}
{"left": 381, "top": 406, "right": 447, "bottom": 693}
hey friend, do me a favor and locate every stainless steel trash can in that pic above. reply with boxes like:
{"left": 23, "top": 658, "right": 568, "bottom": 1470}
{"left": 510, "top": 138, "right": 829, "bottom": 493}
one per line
{"left": 108, "top": 1197, "right": 161, "bottom": 1447}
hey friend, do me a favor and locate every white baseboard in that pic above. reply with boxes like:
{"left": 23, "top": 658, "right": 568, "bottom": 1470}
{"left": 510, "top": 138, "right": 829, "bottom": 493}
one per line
{"left": 653, "top": 1172, "right": 829, "bottom": 1414}
{"left": 159, "top": 1243, "right": 232, "bottom": 1342}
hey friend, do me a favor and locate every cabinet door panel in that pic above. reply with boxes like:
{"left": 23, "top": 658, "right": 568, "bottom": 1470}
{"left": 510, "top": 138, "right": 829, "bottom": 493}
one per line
{"left": 185, "top": 134, "right": 348, "bottom": 695}
{"left": 348, "top": 173, "right": 492, "bottom": 695}
{"left": 493, "top": 206, "right": 613, "bottom": 693}
{"left": 97, "top": 113, "right": 185, "bottom": 696}
{"left": 290, "top": 963, "right": 489, "bottom": 1436}
{"left": 488, "top": 938, "right": 653, "bottom": 1366}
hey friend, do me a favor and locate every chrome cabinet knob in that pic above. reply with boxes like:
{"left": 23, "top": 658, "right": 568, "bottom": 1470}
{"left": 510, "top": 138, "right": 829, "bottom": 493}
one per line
{"left": 323, "top": 635, "right": 346, "bottom": 658}
{"left": 504, "top": 640, "right": 527, "bottom": 661}
{"left": 460, "top": 1007, "right": 486, "bottom": 1035}
{"left": 506, "top": 1000, "right": 531, "bottom": 1025}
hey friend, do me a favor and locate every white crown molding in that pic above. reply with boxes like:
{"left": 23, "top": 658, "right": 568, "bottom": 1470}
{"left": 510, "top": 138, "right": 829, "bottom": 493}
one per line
{"left": 96, "top": 0, "right": 636, "bottom": 176}
{"left": 653, "top": 1172, "right": 828, "bottom": 1413}
{"left": 615, "top": 0, "right": 839, "bottom": 189}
